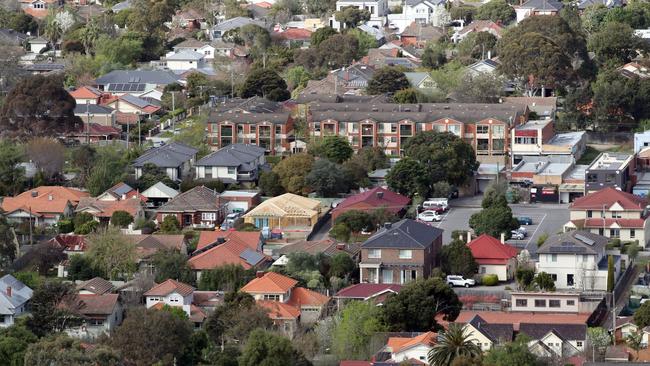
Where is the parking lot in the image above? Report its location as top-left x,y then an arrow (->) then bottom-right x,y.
433,202 -> 570,257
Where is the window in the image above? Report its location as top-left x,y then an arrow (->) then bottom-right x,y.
89,319 -> 104,326
549,300 -> 561,308
515,299 -> 527,307
606,174 -> 616,183
263,294 -> 280,301
390,136 -> 397,143
434,124 -> 445,132
477,139 -> 489,151
576,341 -> 583,347
612,212 -> 622,218
587,173 -> 598,183
492,139 -> 505,151
582,254 -> 589,262
492,125 -> 504,136
567,300 -> 575,306
535,299 -> 546,307
382,269 -> 393,284
448,124 -> 460,136
391,124 -> 397,133
477,125 -> 489,134
567,274 -> 574,286
610,228 -> 620,238
631,229 -> 636,238
551,274 -> 557,281
275,125 -> 282,134
368,249 -> 381,258
587,210 -> 592,218
551,254 -> 557,262
202,212 -> 216,221
399,250 -> 412,259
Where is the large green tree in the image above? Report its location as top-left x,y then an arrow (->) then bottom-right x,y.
476,0 -> 515,24
0,140 -> 25,196
382,278 -> 462,332
239,329 -> 312,366
273,154 -> 314,194
24,334 -> 120,365
588,21 -> 646,65
26,280 -> 78,337
469,192 -> 519,239
240,68 -> 290,101
483,335 -> 543,366
428,324 -> 482,366
205,292 -> 273,346
334,6 -> 370,28
367,67 -> 410,95
151,249 -> 193,284
332,300 -> 387,360
315,136 -> 354,163
386,157 -> 428,197
0,324 -> 38,366
440,239 -> 478,278
198,264 -> 256,292
86,228 -> 137,280
305,159 -> 351,197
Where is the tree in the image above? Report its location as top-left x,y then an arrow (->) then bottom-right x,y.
258,171 -> 285,196
386,158 -> 428,197
273,154 -> 314,194
534,272 -> 556,292
0,216 -> 17,269
110,210 -> 133,228
86,228 -> 137,280
332,300 -> 387,360
0,74 -> 82,139
515,267 -> 535,290
422,45 -> 447,69
393,88 -> 419,104
317,136 -> 354,163
587,327 -> 610,361
469,193 -> 519,239
136,163 -> 174,191
347,28 -> 377,57
25,137 -> 65,180
428,324 -> 482,366
285,66 -> 311,91
329,222 -> 351,242
588,21 -> 646,65
239,329 -> 312,366
367,67 -> 410,95
335,211 -> 374,233
240,69 -> 290,101
24,334 -> 120,365
0,140 -> 26,196
627,330 -> 644,360
26,280 -> 78,337
305,0 -> 336,16
198,264 -> 255,291
67,255 -> 103,281
85,146 -> 129,196
160,215 -> 181,234
334,6 -> 370,28
607,254 -> 614,292
329,252 -> 355,278
317,34 -> 359,69
440,239 -> 478,277
382,278 -> 462,332
205,292 -> 273,346
151,249 -> 193,284
453,72 -> 506,103
635,301 -> 650,328
0,324 -> 38,366
483,335 -> 541,366
108,307 -> 193,366
353,146 -> 390,172
458,31 -> 498,61
94,34 -> 144,66
305,159 -> 351,197
476,0 -> 515,24
310,26 -> 337,46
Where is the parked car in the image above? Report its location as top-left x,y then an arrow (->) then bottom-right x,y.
424,198 -> 449,211
511,230 -> 525,240
220,212 -> 241,230
446,275 -> 476,288
516,226 -> 528,236
518,216 -> 533,225
418,210 -> 442,222
420,204 -> 444,214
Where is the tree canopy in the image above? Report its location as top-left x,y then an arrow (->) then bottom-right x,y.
272,154 -> 314,194
476,0 -> 515,24
332,300 -> 387,360
367,67 -> 410,95
440,239 -> 478,277
240,68 -> 290,101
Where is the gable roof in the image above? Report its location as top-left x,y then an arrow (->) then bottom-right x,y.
142,182 -> 179,199
387,331 -> 437,354
74,104 -> 115,115
144,279 -> 194,297
286,287 -> 330,307
196,143 -> 265,167
77,277 -> 114,295
48,234 -> 87,252
69,86 -> 103,99
519,323 -> 587,341
362,219 -> 442,249
467,234 -> 518,264
213,17 -> 266,32
458,20 -> 504,37
2,186 -> 89,216
157,185 -> 222,213
166,50 -> 204,61
332,187 -> 410,216
0,275 -> 32,314
401,22 -> 445,40
466,315 -> 514,343
196,230 -> 262,251
74,294 -> 119,316
118,94 -> 160,113
128,234 -> 186,259
95,70 -> 180,86
76,197 -> 143,218
570,187 -> 647,211
189,231 -> 267,270
518,0 -> 563,10
276,238 -> 361,258
174,39 -> 210,49
241,272 -> 298,294
335,283 -> 402,300
99,182 -> 139,200
243,193 -> 321,218
133,142 -> 198,168
257,300 -> 300,319
405,72 -> 432,87
537,230 -> 608,255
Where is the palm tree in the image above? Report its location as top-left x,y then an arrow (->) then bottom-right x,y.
428,324 -> 482,366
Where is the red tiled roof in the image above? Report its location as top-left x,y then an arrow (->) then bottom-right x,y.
196,230 -> 261,251
274,28 -> 312,40
2,186 -> 89,216
255,1 -> 273,8
69,86 -> 102,100
287,287 -> 330,307
48,234 -> 87,252
115,112 -> 140,125
86,123 -> 121,136
578,218 -> 646,228
241,272 -> 298,294
23,8 -> 48,18
467,234 -> 518,265
257,300 -> 300,319
144,279 -> 194,297
76,197 -> 143,218
188,237 -> 268,270
335,283 -> 402,299
570,187 -> 647,211
331,187 -> 410,216
454,311 -> 590,331
387,331 -> 437,354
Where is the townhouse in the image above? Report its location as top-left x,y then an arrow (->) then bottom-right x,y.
206,111 -> 293,154
585,152 -> 635,193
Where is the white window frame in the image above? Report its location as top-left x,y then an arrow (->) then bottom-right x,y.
398,250 -> 412,259
201,212 -> 216,221
368,249 -> 381,259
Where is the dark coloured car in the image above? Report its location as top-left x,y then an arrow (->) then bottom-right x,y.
518,216 -> 533,225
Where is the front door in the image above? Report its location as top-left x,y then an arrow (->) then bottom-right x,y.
567,274 -> 574,287
382,270 -> 393,284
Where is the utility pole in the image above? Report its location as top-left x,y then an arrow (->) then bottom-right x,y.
126,120 -> 130,150
86,100 -> 91,145
137,112 -> 141,147
28,206 -> 32,246
171,91 -> 176,132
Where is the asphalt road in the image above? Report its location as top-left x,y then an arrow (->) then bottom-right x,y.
434,203 -> 570,258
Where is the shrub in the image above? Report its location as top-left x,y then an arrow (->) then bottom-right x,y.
482,274 -> 499,286
537,232 -> 549,247
57,219 -> 74,234
110,210 -> 134,228
75,220 -> 98,235
73,212 -> 94,228
160,215 -> 181,233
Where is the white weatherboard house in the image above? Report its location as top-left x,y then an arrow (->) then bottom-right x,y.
0,275 -> 32,328
194,143 -> 266,184
144,279 -> 194,316
330,0 -> 388,30
536,231 -> 619,292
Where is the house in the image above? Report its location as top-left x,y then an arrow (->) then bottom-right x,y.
272,28 -> 312,48
359,219 -> 443,284
404,72 -> 437,92
171,8 -> 205,29
511,119 -> 586,165
536,230 -> 618,291
50,234 -> 88,277
584,153 -> 635,193
195,143 -> 266,183
381,331 -> 437,363
142,182 -> 179,208
242,193 -> 322,233
74,104 -> 116,127
96,182 -> 142,202
220,190 -> 262,213
172,39 -> 217,59
462,314 -> 514,352
617,62 -> 650,80
0,275 -> 32,328
19,0 -> 62,18
467,59 -> 499,76
332,64 -> 377,93
104,94 -> 161,122
95,70 -> 180,96
63,293 -> 122,338
156,186 -> 226,229
129,235 -> 188,272
144,279 -> 193,311
515,0 -> 564,23
452,20 -> 504,43
2,186 -> 90,226
330,0 -> 388,30
467,234 -> 518,281
399,22 -> 445,47
510,292 -> 582,313
133,142 -> 198,181
610,317 -> 648,345
210,17 -> 267,40
333,283 -> 401,308
188,230 -> 269,278
75,196 -> 145,224
163,50 -> 206,71
241,272 -> 330,336
565,187 -> 650,246
69,86 -> 105,105
635,130 -> 650,154
331,187 -> 410,221
77,277 -> 115,295
403,0 -> 449,27
206,110 -> 294,154
521,323 -> 587,358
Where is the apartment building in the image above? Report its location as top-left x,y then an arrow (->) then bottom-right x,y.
585,152 -> 635,193
511,119 -> 586,165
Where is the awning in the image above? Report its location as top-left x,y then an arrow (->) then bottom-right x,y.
559,183 -> 584,193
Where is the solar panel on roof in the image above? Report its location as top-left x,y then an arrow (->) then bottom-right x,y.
240,249 -> 264,266
575,234 -> 595,246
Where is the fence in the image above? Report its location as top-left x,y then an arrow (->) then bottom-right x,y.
306,210 -> 332,241
586,297 -> 608,327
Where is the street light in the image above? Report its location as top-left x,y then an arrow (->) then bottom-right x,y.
137,111 -> 141,147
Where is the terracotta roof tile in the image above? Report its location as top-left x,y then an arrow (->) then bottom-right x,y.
2,186 -> 89,216
76,197 -> 144,218
454,311 -> 590,331
335,283 -> 402,299
76,294 -> 119,316
188,237 -> 269,270
286,287 -> 329,307
241,272 -> 297,294
196,230 -> 261,251
581,218 -> 646,228
331,187 -> 410,217
144,279 -> 194,297
570,187 -> 647,211
387,331 -> 437,354
69,86 -> 102,99
467,234 -> 518,265
257,300 -> 300,319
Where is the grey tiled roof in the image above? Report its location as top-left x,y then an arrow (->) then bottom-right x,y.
362,219 -> 442,249
196,143 -> 265,167
519,0 -> 564,10
74,104 -> 115,115
0,29 -> 27,45
208,111 -> 291,124
121,94 -> 152,109
95,70 -> 180,86
519,323 -> 587,341
133,142 -> 198,168
77,277 -> 114,295
157,185 -> 223,212
212,17 -> 266,32
537,230 -> 607,255
467,315 -> 514,343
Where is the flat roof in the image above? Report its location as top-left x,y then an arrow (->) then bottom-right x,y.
565,164 -> 588,180
537,163 -> 572,176
515,119 -> 552,131
547,131 -> 585,147
220,190 -> 260,197
477,163 -> 505,175
636,172 -> 650,184
514,161 -> 542,173
588,152 -> 634,171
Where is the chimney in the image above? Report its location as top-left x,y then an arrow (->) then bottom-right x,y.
487,50 -> 491,59
376,191 -> 384,199
6,286 -> 11,297
48,194 -> 53,201
467,231 -> 472,243
31,191 -> 38,197
500,233 -> 506,244
336,243 -> 346,250
256,271 -> 265,278
384,222 -> 392,229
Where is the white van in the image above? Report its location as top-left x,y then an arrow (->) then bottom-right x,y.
424,198 -> 449,210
